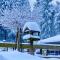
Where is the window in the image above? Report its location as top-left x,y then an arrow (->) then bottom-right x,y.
33,32 -> 38,36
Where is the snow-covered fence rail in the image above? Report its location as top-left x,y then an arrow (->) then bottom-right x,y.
0,43 -> 60,50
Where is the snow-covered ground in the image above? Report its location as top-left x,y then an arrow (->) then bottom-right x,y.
0,51 -> 43,60
0,50 -> 60,60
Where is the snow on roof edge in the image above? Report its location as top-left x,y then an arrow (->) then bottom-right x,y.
23,34 -> 40,40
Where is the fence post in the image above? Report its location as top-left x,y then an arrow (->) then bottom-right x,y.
20,28 -> 23,52
16,27 -> 20,51
30,39 -> 34,55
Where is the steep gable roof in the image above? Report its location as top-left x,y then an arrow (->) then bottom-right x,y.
23,22 -> 40,32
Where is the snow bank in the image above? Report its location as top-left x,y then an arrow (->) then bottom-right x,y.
0,51 -> 44,60
0,51 -> 60,60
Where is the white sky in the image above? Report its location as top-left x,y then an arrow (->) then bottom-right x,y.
29,0 -> 36,11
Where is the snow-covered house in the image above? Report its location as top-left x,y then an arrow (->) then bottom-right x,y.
37,35 -> 60,56
23,22 -> 40,42
22,22 -> 40,54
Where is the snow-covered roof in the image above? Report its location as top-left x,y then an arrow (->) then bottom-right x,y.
23,34 -> 40,40
23,22 -> 40,32
37,35 -> 60,44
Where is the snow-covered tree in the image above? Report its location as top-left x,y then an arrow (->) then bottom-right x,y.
31,0 -> 44,23
0,0 -> 31,32
32,0 -> 58,39
53,2 -> 60,35
41,0 -> 60,39
44,2 -> 56,37
32,0 -> 53,39
31,0 -> 46,39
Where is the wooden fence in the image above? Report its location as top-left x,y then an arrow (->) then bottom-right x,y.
0,42 -> 60,50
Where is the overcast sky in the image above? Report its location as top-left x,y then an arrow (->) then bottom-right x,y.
29,0 -> 36,11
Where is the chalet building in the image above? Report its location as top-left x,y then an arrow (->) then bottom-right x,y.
23,22 -> 40,43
